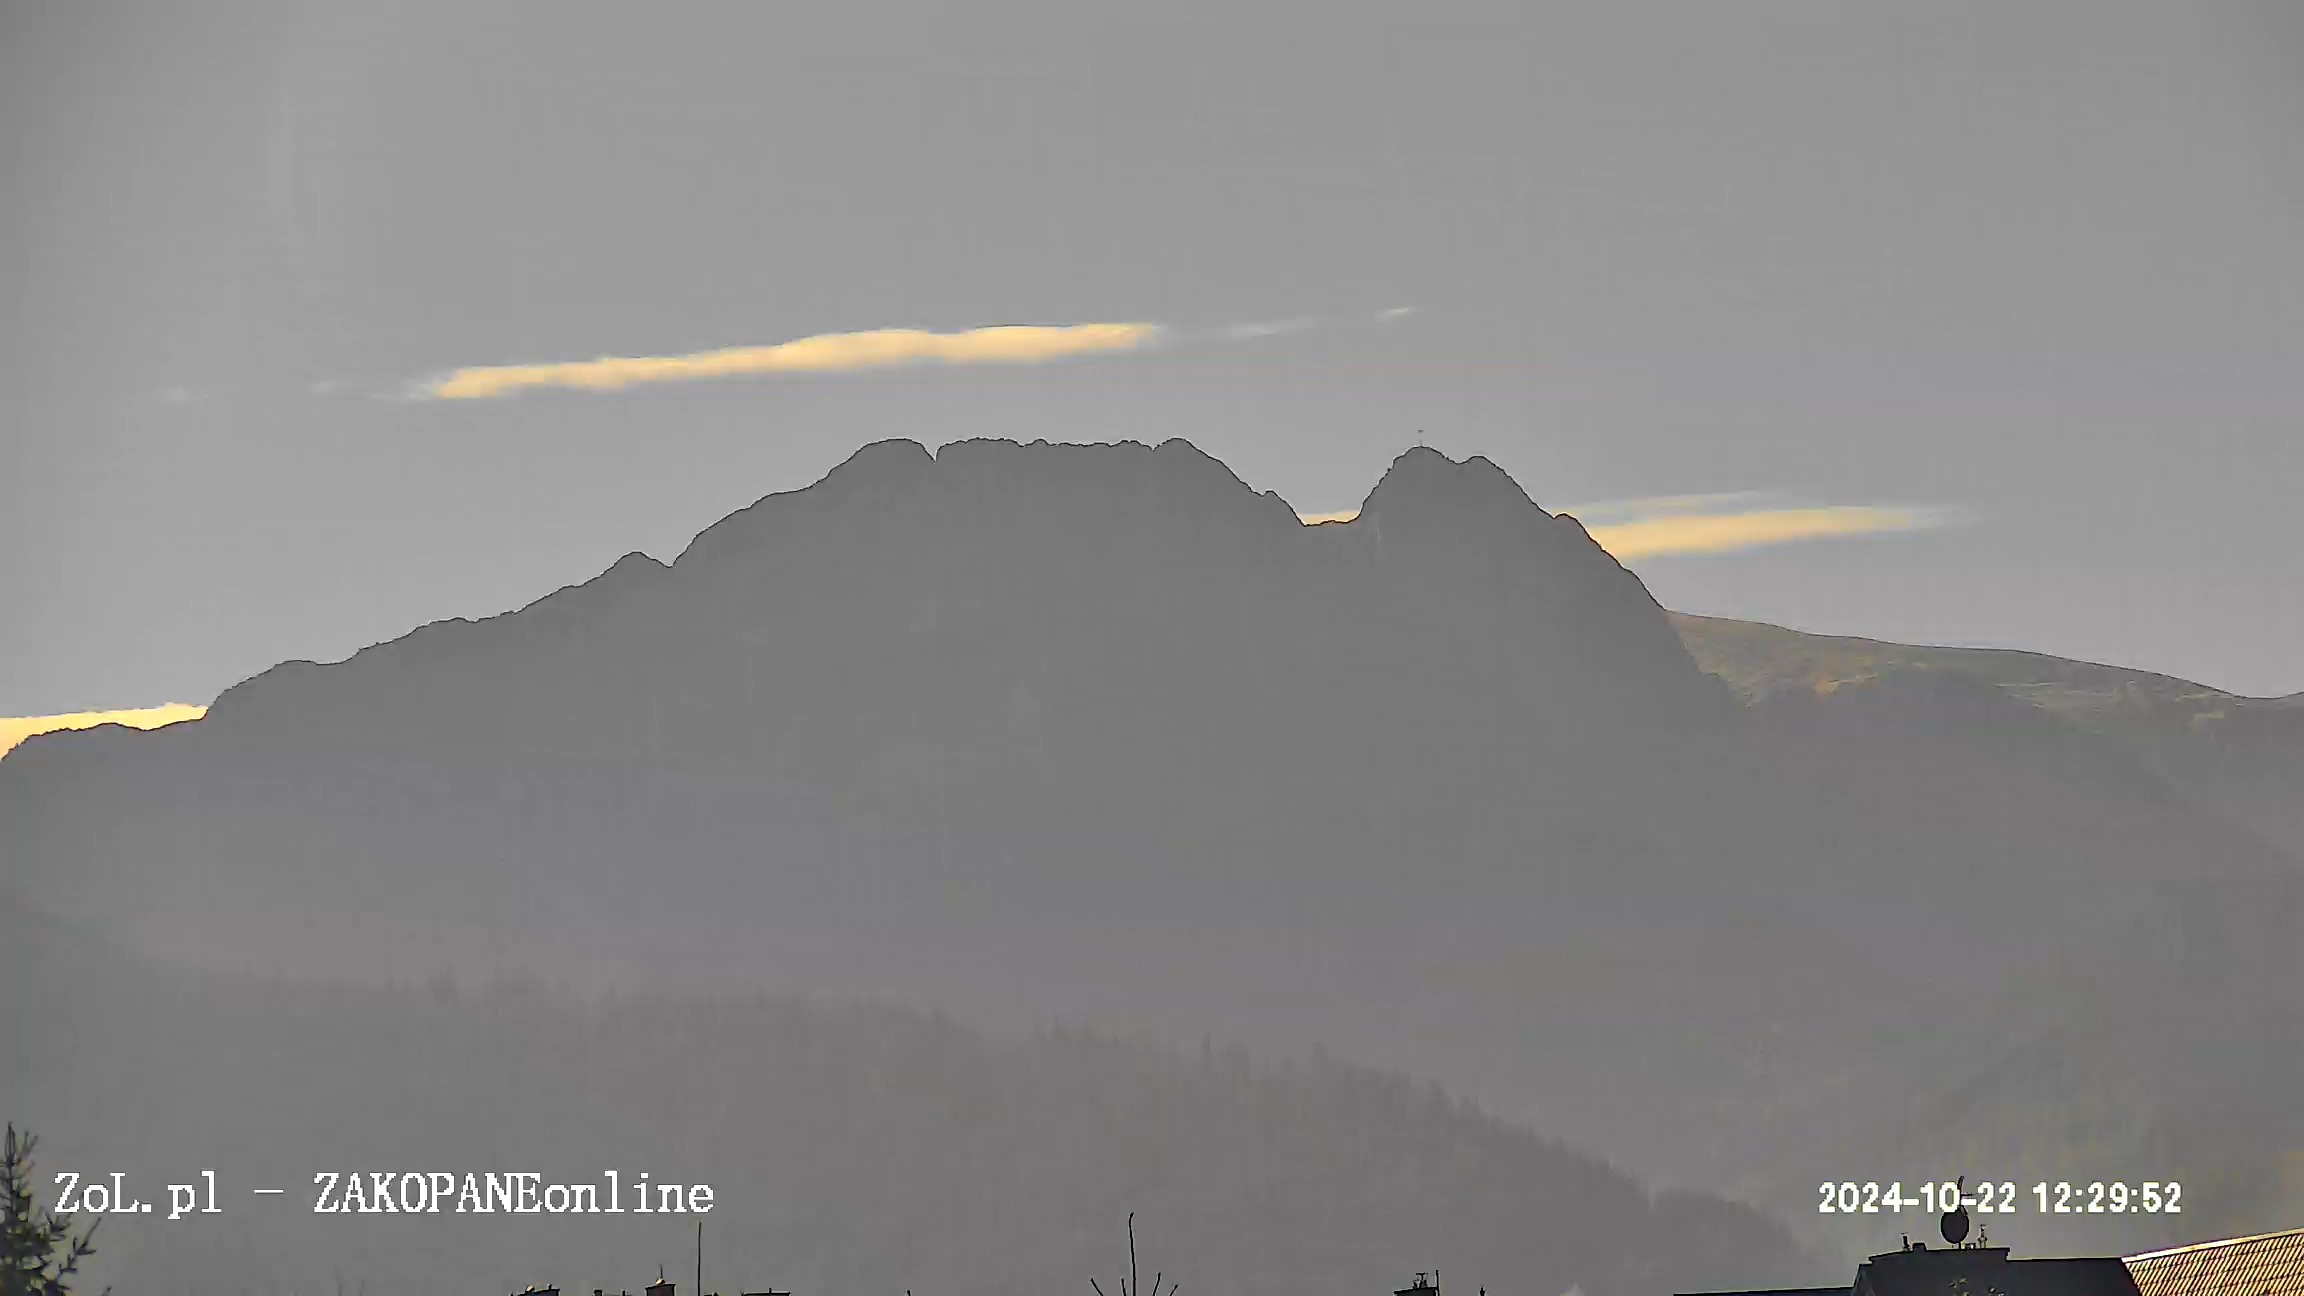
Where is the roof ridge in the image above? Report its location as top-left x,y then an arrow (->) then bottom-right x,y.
2126,1228 -> 2304,1262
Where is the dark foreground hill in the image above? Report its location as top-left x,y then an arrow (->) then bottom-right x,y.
4,438 -> 2297,1245
0,898 -> 1810,1296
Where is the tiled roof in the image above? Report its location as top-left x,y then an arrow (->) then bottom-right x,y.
2127,1229 -> 2304,1296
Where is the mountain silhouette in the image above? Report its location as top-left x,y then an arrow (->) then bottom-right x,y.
5,438 -> 2297,1248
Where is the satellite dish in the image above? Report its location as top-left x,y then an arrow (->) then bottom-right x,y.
1940,1175 -> 1971,1245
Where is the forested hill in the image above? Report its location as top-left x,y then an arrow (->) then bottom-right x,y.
0,900 -> 1813,1296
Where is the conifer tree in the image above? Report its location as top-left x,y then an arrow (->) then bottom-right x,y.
1,1125 -> 106,1296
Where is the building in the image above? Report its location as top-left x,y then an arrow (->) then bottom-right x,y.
1681,1224 -> 2304,1296
1683,1237 -> 2144,1296
530,1280 -> 786,1296
2126,1228 -> 2304,1296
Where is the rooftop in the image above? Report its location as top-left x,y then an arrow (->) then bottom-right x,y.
1683,1242 -> 2144,1296
2126,1228 -> 2304,1296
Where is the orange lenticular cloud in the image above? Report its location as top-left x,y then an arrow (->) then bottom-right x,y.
1581,504 -> 1953,560
423,322 -> 1164,399
1292,498 -> 1954,558
0,703 -> 208,759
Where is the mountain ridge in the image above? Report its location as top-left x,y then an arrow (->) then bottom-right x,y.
1669,610 -> 2304,862
178,441 -> 1672,725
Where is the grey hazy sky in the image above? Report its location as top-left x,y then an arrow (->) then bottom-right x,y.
5,0 -> 2300,714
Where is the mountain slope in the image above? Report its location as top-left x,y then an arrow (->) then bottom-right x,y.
3,438 -> 2294,1225
1670,611 -> 2304,861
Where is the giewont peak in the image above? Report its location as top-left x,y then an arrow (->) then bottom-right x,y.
1356,446 -> 1551,527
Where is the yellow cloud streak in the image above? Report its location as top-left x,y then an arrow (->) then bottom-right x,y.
1582,505 -> 1946,559
1293,503 -> 1945,558
425,322 -> 1162,399
0,704 -> 207,760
